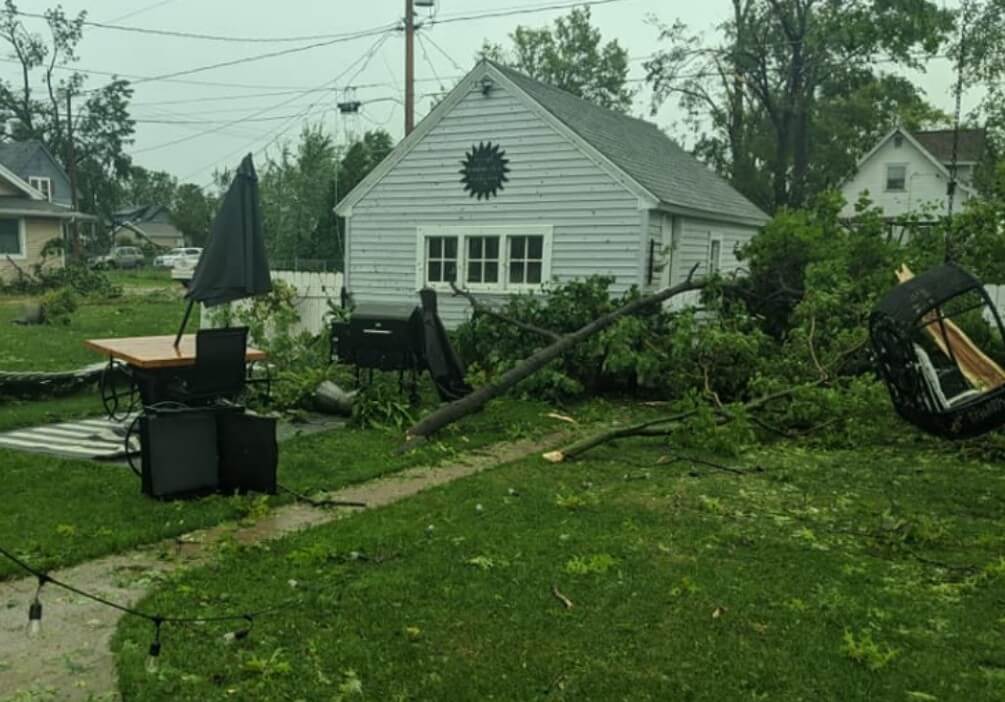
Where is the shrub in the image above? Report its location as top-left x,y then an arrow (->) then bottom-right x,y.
39,287 -> 78,324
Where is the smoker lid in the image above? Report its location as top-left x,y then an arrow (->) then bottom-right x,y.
351,302 -> 420,322
873,263 -> 985,324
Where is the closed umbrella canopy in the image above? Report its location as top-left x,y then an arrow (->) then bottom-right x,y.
187,154 -> 271,307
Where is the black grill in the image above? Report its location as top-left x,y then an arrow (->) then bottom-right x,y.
332,303 -> 423,372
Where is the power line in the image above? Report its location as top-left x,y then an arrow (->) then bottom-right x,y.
112,24 -> 401,90
428,0 -> 632,26
104,0 -> 178,24
419,29 -> 466,74
0,57 -> 320,91
179,32 -> 394,184
14,8 -> 401,45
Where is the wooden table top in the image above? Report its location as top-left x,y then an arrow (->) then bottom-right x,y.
84,335 -> 267,370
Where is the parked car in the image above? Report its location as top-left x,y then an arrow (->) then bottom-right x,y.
90,246 -> 145,269
171,249 -> 203,283
154,247 -> 203,268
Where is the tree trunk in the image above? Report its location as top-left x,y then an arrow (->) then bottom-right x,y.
404,269 -> 706,443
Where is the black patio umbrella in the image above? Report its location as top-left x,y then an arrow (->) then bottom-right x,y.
174,154 -> 272,346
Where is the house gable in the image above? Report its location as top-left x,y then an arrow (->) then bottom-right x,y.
0,141 -> 72,205
841,126 -> 978,221
343,69 -> 649,326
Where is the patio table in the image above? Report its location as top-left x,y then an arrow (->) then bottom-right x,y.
84,334 -> 266,411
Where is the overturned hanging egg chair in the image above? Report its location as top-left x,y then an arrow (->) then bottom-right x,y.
869,263 -> 1005,439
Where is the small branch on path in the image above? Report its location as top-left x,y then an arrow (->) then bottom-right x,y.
551,583 -> 574,609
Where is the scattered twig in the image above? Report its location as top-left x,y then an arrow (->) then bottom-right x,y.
807,314 -> 828,381
551,583 -> 574,609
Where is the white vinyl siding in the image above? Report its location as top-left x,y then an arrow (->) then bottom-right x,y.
349,81 -> 643,327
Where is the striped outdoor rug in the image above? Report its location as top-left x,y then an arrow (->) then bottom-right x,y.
0,416 -> 138,461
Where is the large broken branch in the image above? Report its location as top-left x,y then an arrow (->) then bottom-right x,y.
405,266 -> 706,443
543,380 -> 827,463
449,280 -> 560,342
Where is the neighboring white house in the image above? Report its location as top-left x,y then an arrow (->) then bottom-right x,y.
334,60 -> 770,328
840,126 -> 987,230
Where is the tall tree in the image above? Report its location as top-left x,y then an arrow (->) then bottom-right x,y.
646,0 -> 954,212
481,7 -> 634,112
0,1 -> 135,222
171,183 -> 215,248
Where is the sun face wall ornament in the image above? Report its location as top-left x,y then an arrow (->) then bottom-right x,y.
460,141 -> 510,200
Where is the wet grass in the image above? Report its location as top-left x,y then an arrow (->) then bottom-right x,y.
0,396 -> 590,581
0,292 -> 192,372
113,436 -> 1005,701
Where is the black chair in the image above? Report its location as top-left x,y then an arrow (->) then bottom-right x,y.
169,327 -> 249,405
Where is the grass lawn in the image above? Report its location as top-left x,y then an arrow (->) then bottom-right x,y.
112,433 -> 1005,701
0,395 -> 593,581
106,267 -> 178,290
0,292 -> 193,372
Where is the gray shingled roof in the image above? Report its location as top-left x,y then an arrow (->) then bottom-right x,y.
0,140 -> 42,174
912,129 -> 987,164
0,196 -> 96,219
492,62 -> 769,224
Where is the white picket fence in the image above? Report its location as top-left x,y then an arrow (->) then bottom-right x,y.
201,270 -> 343,336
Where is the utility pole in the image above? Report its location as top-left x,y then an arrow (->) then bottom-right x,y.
405,0 -> 415,136
65,91 -> 81,259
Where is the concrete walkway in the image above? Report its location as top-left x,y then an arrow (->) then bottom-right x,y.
0,432 -> 563,701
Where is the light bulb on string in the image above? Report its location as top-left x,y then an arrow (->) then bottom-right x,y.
223,614 -> 254,645
25,575 -> 47,639
145,618 -> 163,674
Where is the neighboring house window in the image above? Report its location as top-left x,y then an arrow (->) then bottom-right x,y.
425,236 -> 458,284
28,176 -> 52,201
418,226 -> 552,291
466,236 -> 500,285
886,165 -> 907,191
0,218 -> 24,257
708,236 -> 722,275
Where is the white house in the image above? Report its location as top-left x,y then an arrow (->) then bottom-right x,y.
335,60 -> 770,327
841,126 -> 987,228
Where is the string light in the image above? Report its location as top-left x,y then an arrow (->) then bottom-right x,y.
146,617 -> 164,674
26,575 -> 47,639
223,615 -> 255,645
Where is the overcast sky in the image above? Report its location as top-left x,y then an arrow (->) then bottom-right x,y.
9,0 -> 976,185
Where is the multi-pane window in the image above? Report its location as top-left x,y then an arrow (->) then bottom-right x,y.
419,227 -> 550,290
466,236 -> 499,285
28,177 -> 52,201
886,164 -> 907,191
0,219 -> 21,255
426,236 -> 458,284
508,235 -> 544,285
709,238 -> 722,275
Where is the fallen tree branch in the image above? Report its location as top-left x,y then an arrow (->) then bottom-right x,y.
405,265 -> 706,444
450,281 -> 560,342
544,380 -> 826,463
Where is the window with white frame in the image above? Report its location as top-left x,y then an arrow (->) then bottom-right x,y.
28,176 -> 52,201
418,226 -> 551,291
0,218 -> 23,256
425,236 -> 458,284
886,164 -> 907,192
466,236 -> 500,285
708,236 -> 722,275
508,235 -> 544,285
